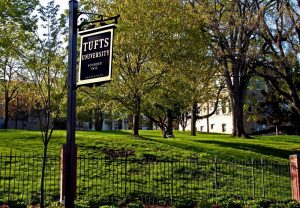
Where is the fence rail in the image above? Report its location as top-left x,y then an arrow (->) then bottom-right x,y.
0,152 -> 60,204
77,156 -> 291,204
0,152 -> 292,205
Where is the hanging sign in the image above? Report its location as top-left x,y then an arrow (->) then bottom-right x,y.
77,24 -> 116,86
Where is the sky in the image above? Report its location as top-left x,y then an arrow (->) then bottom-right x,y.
38,1 -> 71,38
41,0 -> 69,14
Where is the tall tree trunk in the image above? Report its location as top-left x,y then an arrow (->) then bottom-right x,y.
161,128 -> 167,138
95,109 -> 103,131
4,91 -> 9,130
40,143 -> 48,208
191,102 -> 197,136
132,97 -> 141,137
166,109 -> 174,137
276,125 -> 279,136
206,103 -> 209,133
132,113 -> 140,137
236,100 -> 247,137
225,68 -> 250,138
230,96 -> 237,137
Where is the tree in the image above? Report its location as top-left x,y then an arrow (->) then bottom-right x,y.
77,86 -> 113,131
190,0 -> 264,137
22,1 -> 67,207
0,57 -> 21,129
143,74 -> 188,138
0,0 -> 38,130
8,82 -> 36,129
256,0 -> 300,117
100,0 -> 186,137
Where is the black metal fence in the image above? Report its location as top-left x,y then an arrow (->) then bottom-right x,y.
0,152 -> 60,204
77,156 -> 291,204
0,152 -> 292,205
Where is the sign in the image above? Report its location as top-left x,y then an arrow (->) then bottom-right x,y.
77,24 -> 115,86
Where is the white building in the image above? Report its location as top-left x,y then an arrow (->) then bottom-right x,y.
180,79 -> 269,134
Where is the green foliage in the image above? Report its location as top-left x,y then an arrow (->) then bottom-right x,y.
287,201 -> 300,208
197,199 -> 214,208
214,197 -> 242,208
270,203 -> 286,208
247,199 -> 272,208
173,198 -> 196,208
48,202 -> 64,208
99,206 -> 117,208
127,200 -> 144,208
6,200 -> 27,208
75,199 -> 90,208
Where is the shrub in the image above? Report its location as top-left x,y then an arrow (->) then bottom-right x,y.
127,200 -> 143,208
197,199 -> 214,208
173,198 -> 196,208
85,195 -> 118,207
219,199 -> 242,208
247,199 -> 272,208
287,201 -> 300,208
270,203 -> 286,208
75,199 -> 90,208
48,202 -> 64,208
7,200 -> 27,208
99,206 -> 117,208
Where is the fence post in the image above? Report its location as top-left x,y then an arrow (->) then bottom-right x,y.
124,153 -> 127,197
290,154 -> 300,202
252,158 -> 255,197
261,158 -> 265,198
8,149 -> 12,202
60,144 -> 77,203
171,156 -> 174,204
214,156 -> 218,198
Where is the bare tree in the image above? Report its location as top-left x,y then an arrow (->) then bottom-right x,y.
21,1 -> 67,207
256,0 -> 300,116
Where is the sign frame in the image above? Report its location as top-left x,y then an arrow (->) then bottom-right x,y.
77,24 -> 116,86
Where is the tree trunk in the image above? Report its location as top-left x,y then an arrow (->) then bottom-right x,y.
236,101 -> 247,137
132,113 -> 140,137
230,96 -> 237,137
161,129 -> 167,138
95,110 -> 103,131
166,109 -> 174,137
276,125 -> 279,136
4,91 -> 9,130
40,143 -> 48,208
191,102 -> 197,136
206,103 -> 209,133
132,97 -> 141,137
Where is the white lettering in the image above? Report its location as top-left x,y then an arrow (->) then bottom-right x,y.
104,38 -> 109,47
83,42 -> 88,52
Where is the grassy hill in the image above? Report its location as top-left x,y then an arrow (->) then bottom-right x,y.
0,129 -> 298,162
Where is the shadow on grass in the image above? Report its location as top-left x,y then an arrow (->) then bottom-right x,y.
143,137 -> 204,153
195,140 -> 295,159
101,130 -> 132,136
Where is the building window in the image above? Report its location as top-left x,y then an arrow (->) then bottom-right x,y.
221,101 -> 227,114
200,126 -> 204,131
211,124 -> 215,129
222,124 -> 226,132
216,103 -> 221,115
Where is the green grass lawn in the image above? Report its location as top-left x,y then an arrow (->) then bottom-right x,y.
0,130 -> 297,204
0,129 -> 299,162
